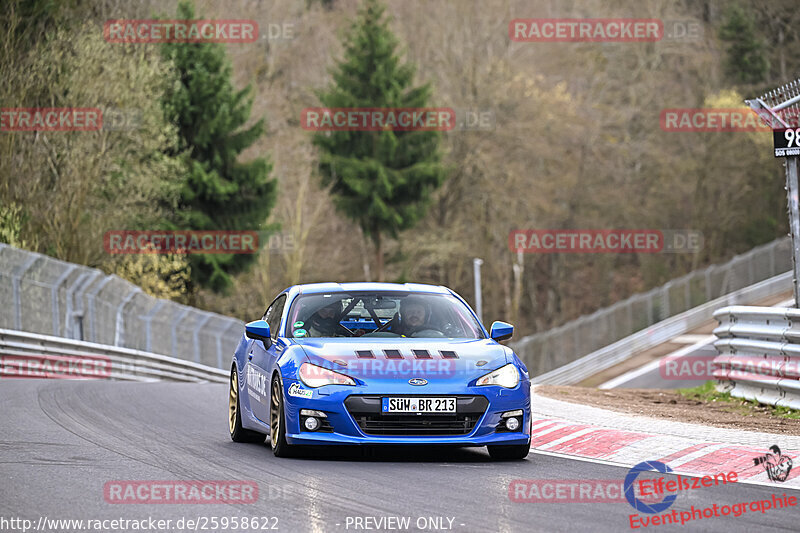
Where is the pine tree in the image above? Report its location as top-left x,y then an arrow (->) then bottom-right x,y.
161,0 -> 277,292
312,0 -> 447,281
720,4 -> 769,85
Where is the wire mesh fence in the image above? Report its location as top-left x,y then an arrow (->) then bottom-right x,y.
511,237 -> 793,377
2,238 -> 792,376
0,243 -> 244,369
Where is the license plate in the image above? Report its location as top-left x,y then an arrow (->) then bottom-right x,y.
381,397 -> 456,413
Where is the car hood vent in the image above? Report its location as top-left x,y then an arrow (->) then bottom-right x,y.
383,349 -> 403,359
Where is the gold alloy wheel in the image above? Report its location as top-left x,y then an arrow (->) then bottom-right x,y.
229,369 -> 238,434
270,377 -> 281,449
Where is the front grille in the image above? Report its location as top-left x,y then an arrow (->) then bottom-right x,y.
352,414 -> 482,436
345,395 -> 488,437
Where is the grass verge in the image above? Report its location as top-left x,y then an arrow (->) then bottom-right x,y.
678,381 -> 800,420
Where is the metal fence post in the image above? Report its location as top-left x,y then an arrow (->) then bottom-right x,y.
86,274 -> 112,342
473,258 -> 483,324
65,272 -> 96,339
143,300 -> 166,353
171,307 -> 191,357
11,255 -> 39,330
114,287 -> 142,347
193,315 -> 212,363
50,265 -> 76,336
684,278 -> 691,311
787,157 -> 800,306
220,321 -> 241,369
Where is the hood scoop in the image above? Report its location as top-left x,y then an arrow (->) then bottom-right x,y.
412,349 -> 432,359
351,348 -> 459,360
383,349 -> 403,359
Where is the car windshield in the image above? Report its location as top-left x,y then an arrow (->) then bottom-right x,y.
286,291 -> 484,339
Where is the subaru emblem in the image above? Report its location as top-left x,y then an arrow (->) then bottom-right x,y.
408,378 -> 428,386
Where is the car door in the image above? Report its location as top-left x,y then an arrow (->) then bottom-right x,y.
247,293 -> 287,422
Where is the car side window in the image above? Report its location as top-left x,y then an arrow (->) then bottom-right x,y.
264,294 -> 287,339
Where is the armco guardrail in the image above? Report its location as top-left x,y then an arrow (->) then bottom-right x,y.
513,237 -> 792,378
0,243 -> 244,369
0,328 -> 228,383
713,305 -> 800,410
532,271 -> 793,385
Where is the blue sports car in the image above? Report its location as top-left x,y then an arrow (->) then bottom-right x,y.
228,283 -> 531,460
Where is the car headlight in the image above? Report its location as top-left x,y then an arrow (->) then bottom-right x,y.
475,363 -> 520,388
299,362 -> 356,387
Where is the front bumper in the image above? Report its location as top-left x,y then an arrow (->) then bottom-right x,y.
281,378 -> 531,446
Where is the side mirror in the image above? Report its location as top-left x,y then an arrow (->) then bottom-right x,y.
245,320 -> 272,348
490,321 -> 514,342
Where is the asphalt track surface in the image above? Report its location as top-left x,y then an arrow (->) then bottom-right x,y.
1,380 -> 797,533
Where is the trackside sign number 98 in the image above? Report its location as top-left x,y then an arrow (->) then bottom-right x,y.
775,129 -> 800,157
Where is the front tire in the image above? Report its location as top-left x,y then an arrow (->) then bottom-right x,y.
269,374 -> 295,457
487,443 -> 530,461
229,367 -> 266,443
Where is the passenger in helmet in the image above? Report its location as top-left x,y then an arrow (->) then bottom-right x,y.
307,300 -> 344,337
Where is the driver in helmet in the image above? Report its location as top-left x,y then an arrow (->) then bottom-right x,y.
390,297 -> 432,337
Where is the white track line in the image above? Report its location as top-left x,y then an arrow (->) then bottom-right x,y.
536,427 -> 600,450
599,296 -> 795,389
598,336 -> 715,389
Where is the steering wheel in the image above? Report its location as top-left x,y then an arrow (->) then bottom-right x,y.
409,328 -> 446,338
440,322 -> 460,337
